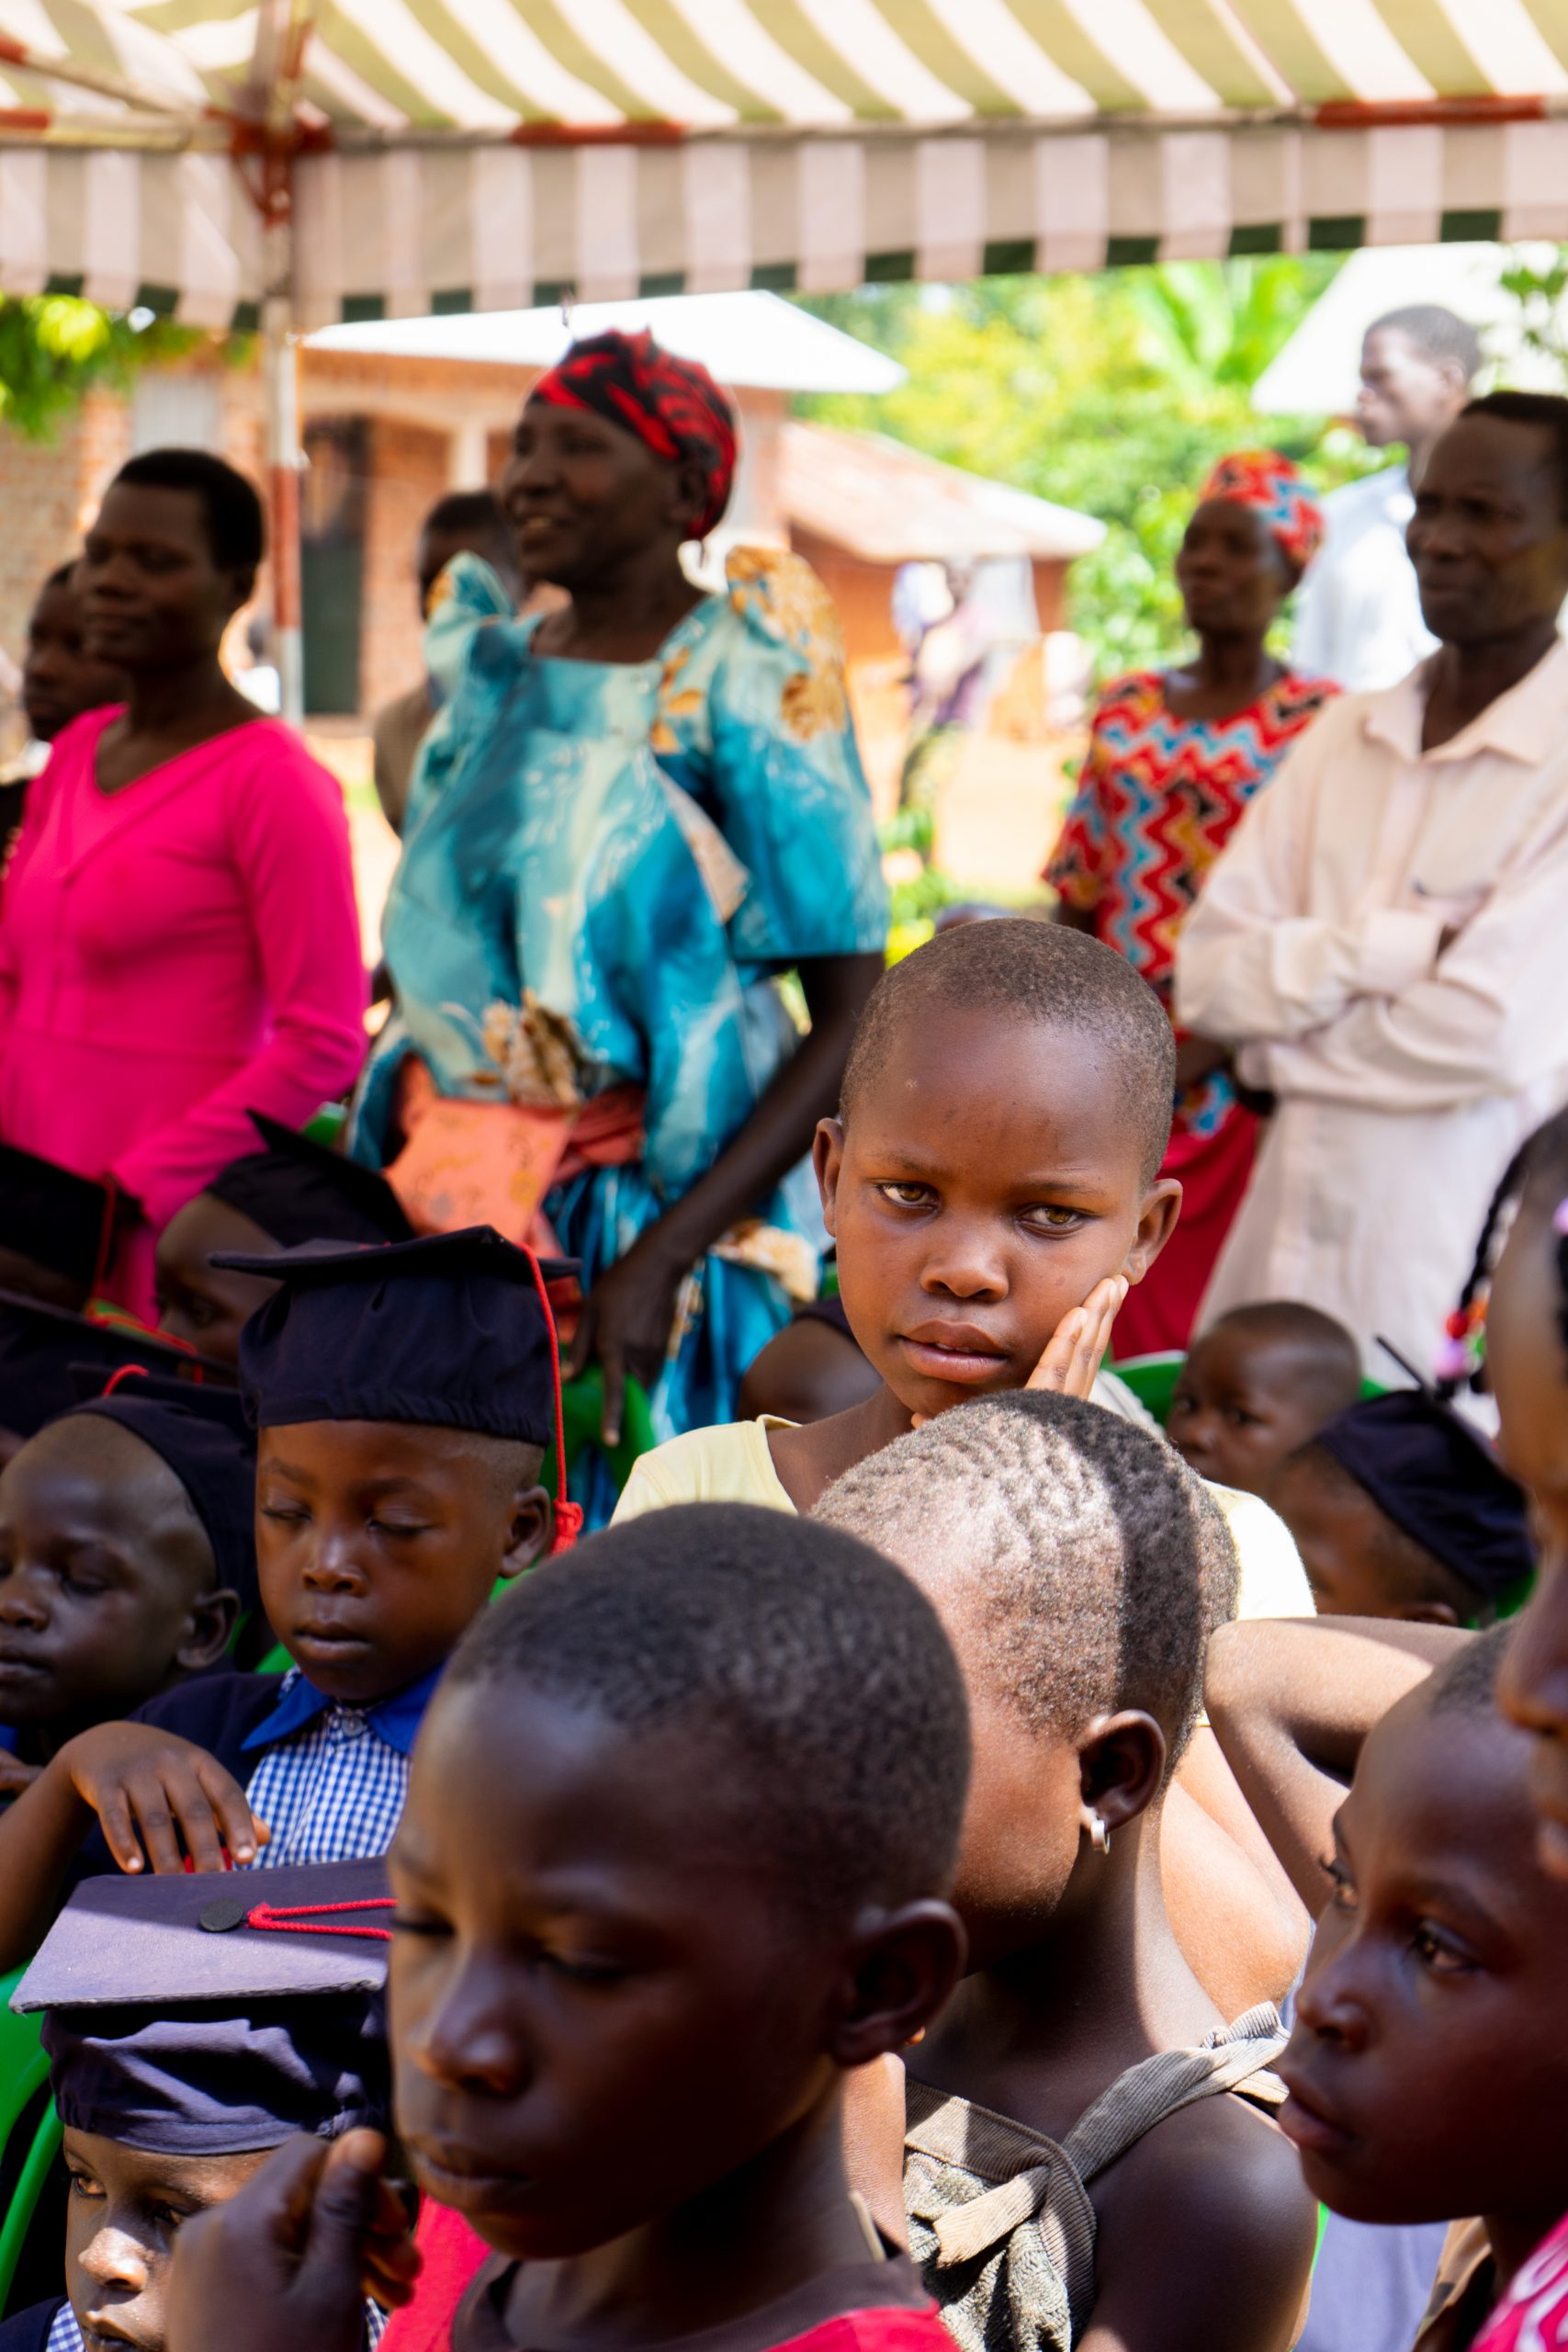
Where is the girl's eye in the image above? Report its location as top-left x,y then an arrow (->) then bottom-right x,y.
1412,1924 -> 1472,1974
876,1182 -> 931,1207
1320,1856 -> 1358,1911
66,2172 -> 103,2201
1022,1205 -> 1082,1232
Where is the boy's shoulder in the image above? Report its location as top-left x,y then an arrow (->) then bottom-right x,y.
1089,2088 -> 1315,2352
612,1419 -> 794,1522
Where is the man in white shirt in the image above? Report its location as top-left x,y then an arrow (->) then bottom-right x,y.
1176,392 -> 1568,1375
1292,306 -> 1482,692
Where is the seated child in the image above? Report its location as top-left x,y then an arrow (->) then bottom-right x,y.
1167,1302 -> 1363,1496
815,1389 -> 1318,2352
1208,1617 -> 1568,2352
0,1227 -> 570,1965
160,1502 -> 972,2352
1269,1392 -> 1533,1626
155,1111 -> 413,1364
616,922 -> 1311,1623
0,1856 -> 391,2352
0,1389 -> 254,1792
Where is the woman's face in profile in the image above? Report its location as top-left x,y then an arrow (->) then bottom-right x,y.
78,482 -> 244,672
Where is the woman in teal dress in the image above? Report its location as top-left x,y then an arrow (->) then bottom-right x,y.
352,331 -> 886,1516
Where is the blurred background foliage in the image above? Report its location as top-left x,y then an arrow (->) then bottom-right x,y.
795,260 -> 1386,679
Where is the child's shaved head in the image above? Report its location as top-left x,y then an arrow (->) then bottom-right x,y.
817,1389 -> 1237,1776
841,920 -> 1177,1184
444,1502 -> 971,1921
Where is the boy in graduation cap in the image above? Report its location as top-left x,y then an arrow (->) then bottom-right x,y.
0,1857 -> 394,2352
154,1113 -> 414,1368
0,1385 -> 258,1795
1269,1386 -> 1535,1625
0,1229 -> 575,1969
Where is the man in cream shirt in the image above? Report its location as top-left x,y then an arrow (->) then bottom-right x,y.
1178,391 -> 1568,1374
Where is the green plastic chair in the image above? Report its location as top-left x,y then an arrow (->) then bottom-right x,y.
0,1966 -> 62,2305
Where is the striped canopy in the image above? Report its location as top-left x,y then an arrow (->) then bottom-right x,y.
3,1 -> 1568,324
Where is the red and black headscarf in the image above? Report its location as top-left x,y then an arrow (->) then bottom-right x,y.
528,328 -> 738,541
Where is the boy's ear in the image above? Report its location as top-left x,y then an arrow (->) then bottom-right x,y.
499,1484 -> 554,1581
829,1898 -> 967,2069
1124,1177 -> 1182,1285
1077,1710 -> 1167,1837
178,1585 -> 241,1675
814,1118 -> 845,1236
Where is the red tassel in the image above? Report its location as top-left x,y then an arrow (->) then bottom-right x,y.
518,1241 -> 581,1551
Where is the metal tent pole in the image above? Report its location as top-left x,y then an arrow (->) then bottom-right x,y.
262,267 -> 303,729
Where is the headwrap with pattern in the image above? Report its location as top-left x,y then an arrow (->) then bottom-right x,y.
1198,449 -> 1325,576
528,328 -> 737,540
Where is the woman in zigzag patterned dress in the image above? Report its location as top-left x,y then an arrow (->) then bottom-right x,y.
1047,452 -> 1337,1355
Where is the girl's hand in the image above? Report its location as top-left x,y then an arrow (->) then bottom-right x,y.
1026,1275 -> 1130,1401
56,1721 -> 268,1874
167,2132 -> 421,2352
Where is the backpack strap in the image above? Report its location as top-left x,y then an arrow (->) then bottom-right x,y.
1059,2002 -> 1289,2188
903,2082 -> 1099,2328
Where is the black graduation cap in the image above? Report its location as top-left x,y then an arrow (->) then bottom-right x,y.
0,1142 -> 112,1291
64,1391 -> 257,1611
217,1227 -> 574,1455
14,1859 -> 391,2155
0,1288 -> 234,1445
206,1112 -> 415,1251
1315,1390 -> 1535,1601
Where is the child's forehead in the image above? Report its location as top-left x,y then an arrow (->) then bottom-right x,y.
1355,1695 -> 1540,1875
850,1012 -> 1146,1170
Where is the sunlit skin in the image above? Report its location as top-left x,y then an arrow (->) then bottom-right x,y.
1168,1328 -> 1348,1496
1489,1187 -> 1568,1883
0,1417 -> 234,1749
769,1011 -> 1179,1510
77,484 -> 252,683
1169,499 -> 1293,674
388,1679 -> 964,2313
254,1419 -> 551,1708
63,2127 -> 268,2352
20,576 -> 125,743
1407,413 -> 1568,651
1267,1455 -> 1460,1626
1277,1689 -> 1568,2283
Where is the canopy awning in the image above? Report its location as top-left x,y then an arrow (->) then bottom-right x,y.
2,4 -> 1568,325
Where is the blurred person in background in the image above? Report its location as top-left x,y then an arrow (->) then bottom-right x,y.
1049,451 -> 1335,1355
1292,305 -> 1482,692
0,563 -> 124,865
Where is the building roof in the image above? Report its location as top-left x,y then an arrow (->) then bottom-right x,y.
1252,243 -> 1563,416
780,424 -> 1104,565
306,292 -> 904,398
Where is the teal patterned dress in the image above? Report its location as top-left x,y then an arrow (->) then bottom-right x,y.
351,548 -> 886,1511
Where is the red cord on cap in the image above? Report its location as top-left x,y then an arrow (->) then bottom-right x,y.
101,1364 -> 152,1396
246,1896 -> 396,1940
517,1240 -> 583,1553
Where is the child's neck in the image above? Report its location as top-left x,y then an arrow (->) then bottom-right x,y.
911,1816 -> 1224,2138
769,1385 -> 914,1513
501,2091 -> 882,2352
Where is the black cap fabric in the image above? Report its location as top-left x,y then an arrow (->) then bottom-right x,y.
0,1290 -> 234,1444
0,1144 -> 110,1289
206,1113 -> 415,1250
17,1859 -> 391,2155
64,1393 -> 257,1612
216,1227 -> 571,1448
1315,1391 -> 1535,1600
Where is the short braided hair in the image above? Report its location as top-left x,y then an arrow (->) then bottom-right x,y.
814,1390 -> 1237,1778
1438,1105 -> 1568,1401
443,1503 -> 970,1921
840,920 -> 1177,1186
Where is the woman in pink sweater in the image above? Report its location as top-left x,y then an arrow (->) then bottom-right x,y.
0,450 -> 367,1317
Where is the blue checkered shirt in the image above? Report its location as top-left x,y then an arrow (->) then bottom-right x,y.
240,1665 -> 437,1870
50,2294 -> 387,2348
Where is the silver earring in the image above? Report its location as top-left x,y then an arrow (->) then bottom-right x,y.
1089,1813 -> 1111,1857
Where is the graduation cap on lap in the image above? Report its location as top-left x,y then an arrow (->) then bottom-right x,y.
14,1860 -> 392,2154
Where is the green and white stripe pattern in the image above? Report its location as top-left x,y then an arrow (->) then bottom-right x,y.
0,0 -> 1564,322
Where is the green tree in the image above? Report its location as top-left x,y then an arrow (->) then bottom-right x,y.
795,261 -> 1379,677
0,297 -> 212,440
